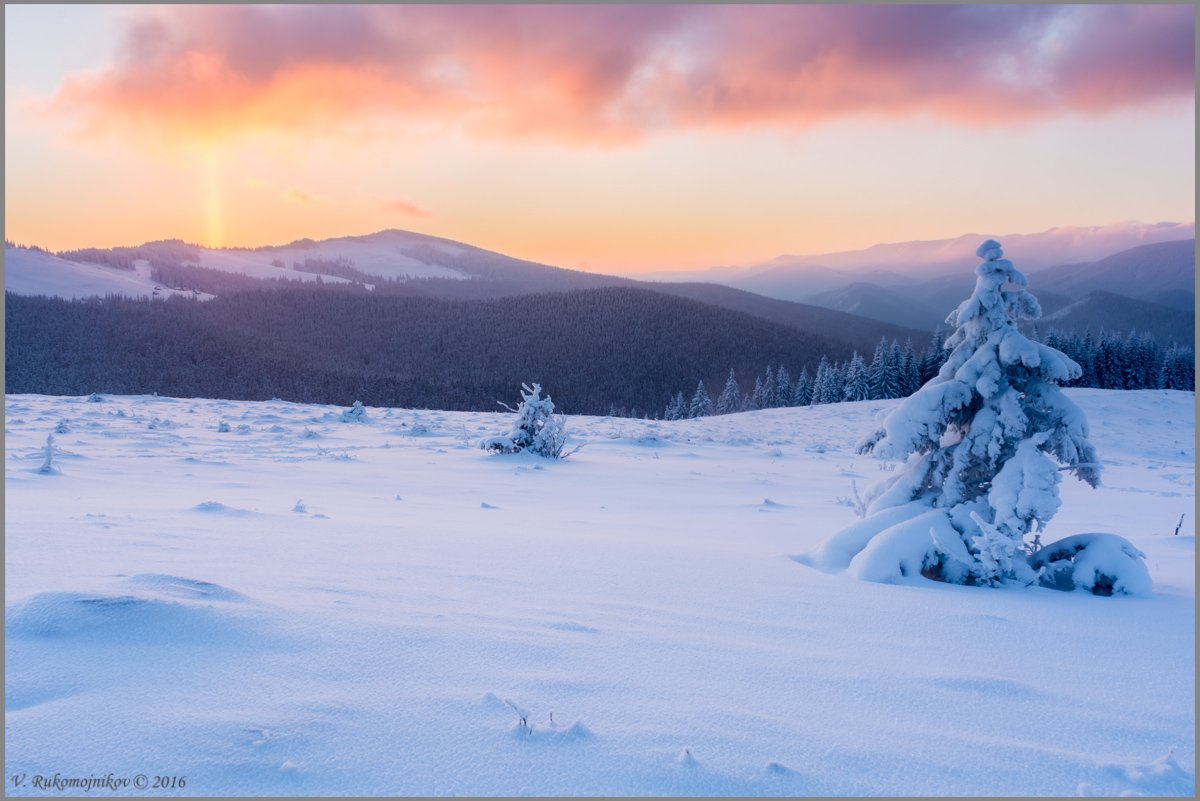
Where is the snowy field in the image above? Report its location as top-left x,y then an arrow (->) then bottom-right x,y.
4,389 -> 1194,796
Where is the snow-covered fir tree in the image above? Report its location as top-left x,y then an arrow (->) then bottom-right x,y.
812,240 -> 1118,588
762,368 -> 778,410
900,340 -> 921,396
791,366 -> 813,407
810,356 -> 836,405
920,330 -> 947,384
775,366 -> 792,408
843,352 -> 870,402
715,369 -> 741,416
664,391 -> 686,421
867,338 -> 894,400
1162,345 -> 1196,390
886,340 -> 904,397
749,375 -> 766,411
689,381 -> 714,418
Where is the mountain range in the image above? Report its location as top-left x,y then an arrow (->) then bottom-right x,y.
660,227 -> 1194,343
4,220 -> 1193,412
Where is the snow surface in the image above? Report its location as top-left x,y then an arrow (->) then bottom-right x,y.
4,389 -> 1194,796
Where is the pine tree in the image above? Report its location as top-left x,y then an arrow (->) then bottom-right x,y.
886,340 -> 904,398
843,352 -> 870,402
750,375 -> 766,411
812,356 -> 838,405
791,367 -> 813,407
828,240 -> 1102,587
1162,345 -> 1196,390
689,380 -> 714,418
920,330 -> 946,384
868,337 -> 890,400
1096,334 -> 1125,389
901,340 -> 920,396
775,366 -> 792,408
716,369 -> 741,416
664,391 -> 686,421
1078,331 -> 1098,386
762,367 -> 778,409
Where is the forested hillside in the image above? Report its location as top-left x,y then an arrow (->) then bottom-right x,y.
6,286 -> 863,416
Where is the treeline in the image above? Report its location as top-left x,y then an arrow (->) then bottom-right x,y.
664,329 -> 1194,419
1048,330 -> 1194,391
5,286 -> 853,417
661,334 -> 945,418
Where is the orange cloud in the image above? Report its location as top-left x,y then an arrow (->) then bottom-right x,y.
46,5 -> 1194,148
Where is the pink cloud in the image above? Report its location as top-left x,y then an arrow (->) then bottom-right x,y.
380,198 -> 432,219
48,5 -> 1195,146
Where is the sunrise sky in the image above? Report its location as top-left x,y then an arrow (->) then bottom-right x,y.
4,4 -> 1195,273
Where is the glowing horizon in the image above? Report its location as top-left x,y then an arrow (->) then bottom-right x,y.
4,4 -> 1195,273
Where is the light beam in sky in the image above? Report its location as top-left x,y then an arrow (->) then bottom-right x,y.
204,147 -> 224,249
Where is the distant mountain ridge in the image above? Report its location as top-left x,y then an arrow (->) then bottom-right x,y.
718,237 -> 1196,344
686,220 -> 1194,282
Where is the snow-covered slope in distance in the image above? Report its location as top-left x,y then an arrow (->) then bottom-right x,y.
191,229 -> 471,281
3,230 -> 470,300
2,246 -> 215,301
5,389 -> 1194,796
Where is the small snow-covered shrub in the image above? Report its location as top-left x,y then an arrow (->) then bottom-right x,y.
340,400 -> 368,423
217,420 -> 231,433
1028,533 -> 1152,596
38,434 -> 56,474
481,383 -> 568,459
86,393 -> 104,403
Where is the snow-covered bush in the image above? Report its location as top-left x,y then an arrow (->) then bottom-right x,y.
1028,533 -> 1152,596
811,240 -> 1140,589
340,400 -> 368,423
481,383 -> 568,458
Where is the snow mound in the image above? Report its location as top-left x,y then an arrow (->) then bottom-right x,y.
846,508 -> 969,583
796,500 -> 929,571
6,591 -> 251,642
193,500 -> 255,515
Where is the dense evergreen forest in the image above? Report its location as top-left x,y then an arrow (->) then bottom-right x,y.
8,283 -> 1191,418
7,286 -> 863,416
